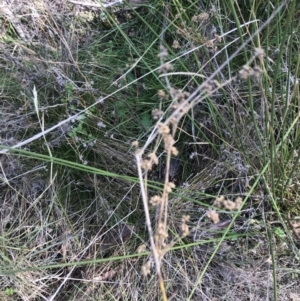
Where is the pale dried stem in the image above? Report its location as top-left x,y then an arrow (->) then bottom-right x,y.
161,149 -> 172,227
135,152 -> 161,272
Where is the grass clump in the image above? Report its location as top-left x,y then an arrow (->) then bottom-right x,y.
1,0 -> 300,300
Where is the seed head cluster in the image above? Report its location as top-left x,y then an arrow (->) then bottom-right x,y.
213,195 -> 243,210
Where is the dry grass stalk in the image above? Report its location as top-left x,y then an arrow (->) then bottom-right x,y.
133,27 -> 269,298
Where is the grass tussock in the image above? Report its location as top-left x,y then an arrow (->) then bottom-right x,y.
1,0 -> 300,300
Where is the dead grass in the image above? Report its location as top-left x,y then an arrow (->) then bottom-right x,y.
1,0 -> 300,300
